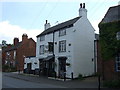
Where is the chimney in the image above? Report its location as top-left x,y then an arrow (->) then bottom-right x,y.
118,1 -> 120,5
13,38 -> 19,45
44,20 -> 51,30
79,3 -> 87,18
22,33 -> 28,42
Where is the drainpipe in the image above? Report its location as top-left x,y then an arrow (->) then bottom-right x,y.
53,31 -> 55,69
94,40 -> 97,74
53,31 -> 55,58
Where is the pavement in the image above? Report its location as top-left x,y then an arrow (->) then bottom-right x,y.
3,72 -> 100,88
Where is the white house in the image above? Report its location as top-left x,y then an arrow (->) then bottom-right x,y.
24,3 -> 96,78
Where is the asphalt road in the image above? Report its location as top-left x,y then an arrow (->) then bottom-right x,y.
2,73 -> 66,88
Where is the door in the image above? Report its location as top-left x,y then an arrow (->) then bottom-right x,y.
59,59 -> 66,78
27,63 -> 32,74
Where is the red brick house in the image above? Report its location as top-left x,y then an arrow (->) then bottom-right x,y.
98,5 -> 120,81
2,34 -> 36,72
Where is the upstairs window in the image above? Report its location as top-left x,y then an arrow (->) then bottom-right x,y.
59,29 -> 66,36
40,35 -> 45,41
116,31 -> 120,40
48,42 -> 54,53
59,40 -> 66,52
116,56 -> 120,72
39,45 -> 44,55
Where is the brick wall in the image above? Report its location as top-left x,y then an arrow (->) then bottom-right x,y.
97,40 -> 120,81
2,34 -> 36,71
16,38 -> 36,71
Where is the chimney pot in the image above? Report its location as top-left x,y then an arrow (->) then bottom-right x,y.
14,38 -> 19,45
44,20 -> 50,30
80,3 -> 82,8
83,3 -> 85,8
22,33 -> 28,42
46,20 -> 47,24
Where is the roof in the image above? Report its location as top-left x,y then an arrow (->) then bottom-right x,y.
43,55 -> 54,61
37,16 -> 81,37
3,42 -> 22,52
101,5 -> 120,23
3,38 -> 35,52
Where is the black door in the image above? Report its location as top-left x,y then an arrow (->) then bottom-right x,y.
27,63 -> 32,74
58,57 -> 67,78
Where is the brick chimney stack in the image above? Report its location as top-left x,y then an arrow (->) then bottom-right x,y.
22,33 -> 28,43
14,38 -> 19,45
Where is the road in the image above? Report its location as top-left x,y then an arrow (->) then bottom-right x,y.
2,72 -> 100,89
2,73 -> 66,88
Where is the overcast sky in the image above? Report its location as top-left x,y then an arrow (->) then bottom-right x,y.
0,0 -> 119,44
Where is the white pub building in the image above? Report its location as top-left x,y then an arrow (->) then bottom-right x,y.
24,3 -> 96,79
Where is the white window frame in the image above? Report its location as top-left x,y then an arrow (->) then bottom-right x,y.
59,29 -> 66,36
59,40 -> 66,52
40,35 -> 45,41
39,45 -> 44,55
116,56 -> 120,72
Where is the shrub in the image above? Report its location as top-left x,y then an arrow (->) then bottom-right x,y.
103,80 -> 120,88
78,73 -> 84,80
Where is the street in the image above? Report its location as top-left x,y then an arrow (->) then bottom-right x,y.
2,73 -> 66,88
2,72 -> 99,88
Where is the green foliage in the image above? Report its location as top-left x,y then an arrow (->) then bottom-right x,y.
103,80 -> 120,88
2,65 -> 17,72
2,65 -> 9,70
77,73 -> 84,80
99,21 -> 120,60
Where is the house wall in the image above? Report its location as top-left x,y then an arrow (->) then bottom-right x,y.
24,57 -> 39,70
54,27 -> 74,78
36,27 -> 75,78
72,17 -> 95,77
17,39 -> 36,71
36,18 -> 95,78
4,50 -> 16,67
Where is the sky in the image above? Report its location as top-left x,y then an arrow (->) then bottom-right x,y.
0,0 -> 120,44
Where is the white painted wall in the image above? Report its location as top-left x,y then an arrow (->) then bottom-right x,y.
53,27 -> 74,77
35,17 -> 95,78
72,17 -> 95,77
24,57 -> 39,70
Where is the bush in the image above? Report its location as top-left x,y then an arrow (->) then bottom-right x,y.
2,65 -> 17,72
78,74 -> 84,80
103,80 -> 120,88
2,65 -> 9,72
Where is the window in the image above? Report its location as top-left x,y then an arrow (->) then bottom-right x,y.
40,36 -> 45,41
48,42 -> 54,53
39,45 -> 44,55
116,56 -> 120,72
116,31 -> 120,40
13,51 -> 16,59
59,29 -> 66,36
59,40 -> 66,52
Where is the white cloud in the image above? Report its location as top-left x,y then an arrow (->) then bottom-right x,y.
0,20 -> 42,44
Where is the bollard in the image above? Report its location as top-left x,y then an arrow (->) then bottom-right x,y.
98,75 -> 101,90
71,72 -> 73,80
64,72 -> 66,81
34,70 -> 35,75
55,72 -> 56,79
39,70 -> 40,77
